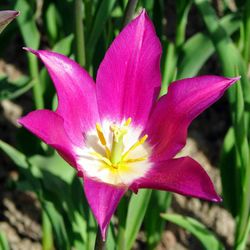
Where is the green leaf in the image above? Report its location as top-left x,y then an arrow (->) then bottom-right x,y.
43,201 -> 70,250
194,0 -> 250,114
177,13 -> 241,79
52,34 -> 74,55
0,75 -> 33,100
161,213 -> 224,250
145,191 -> 172,250
42,210 -> 54,250
86,0 -> 116,63
45,3 -> 59,45
125,190 -> 152,250
0,232 -> 10,250
15,0 -> 40,49
0,139 -> 29,170
219,127 -> 241,216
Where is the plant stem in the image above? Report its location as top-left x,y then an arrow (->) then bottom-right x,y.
122,0 -> 138,27
117,198 -> 128,250
42,210 -> 53,250
28,53 -> 44,109
94,228 -> 105,250
75,0 -> 86,67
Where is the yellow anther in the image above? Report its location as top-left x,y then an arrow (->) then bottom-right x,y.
123,157 -> 147,163
139,134 -> 148,144
95,123 -> 111,157
96,123 -> 107,146
125,117 -> 132,126
122,134 -> 148,160
90,152 -> 112,166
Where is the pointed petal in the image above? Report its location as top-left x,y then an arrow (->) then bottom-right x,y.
24,48 -> 99,146
145,76 -> 239,161
83,177 -> 126,240
0,10 -> 19,33
131,157 -> 221,202
18,110 -> 76,167
96,10 -> 161,126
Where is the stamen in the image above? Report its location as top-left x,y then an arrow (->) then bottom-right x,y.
96,123 -> 111,157
125,117 -> 132,126
122,134 -> 148,160
90,151 -> 112,166
123,157 -> 147,163
96,123 -> 106,145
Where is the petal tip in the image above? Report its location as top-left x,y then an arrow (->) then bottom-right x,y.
100,226 -> 107,241
212,195 -> 223,203
14,11 -> 20,17
22,47 -> 38,55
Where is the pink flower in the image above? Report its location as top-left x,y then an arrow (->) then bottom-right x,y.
19,10 -> 239,239
0,10 -> 19,34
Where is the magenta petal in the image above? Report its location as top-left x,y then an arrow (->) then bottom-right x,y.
83,177 -> 126,240
131,157 -> 221,202
145,76 -> 239,161
18,110 -> 76,167
24,48 -> 99,146
96,10 -> 162,125
0,10 -> 19,33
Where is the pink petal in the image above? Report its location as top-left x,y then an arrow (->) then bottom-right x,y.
83,177 -> 126,240
0,10 -> 19,33
18,110 -> 76,167
24,48 -> 99,146
96,10 -> 161,126
130,157 -> 221,202
145,76 -> 239,161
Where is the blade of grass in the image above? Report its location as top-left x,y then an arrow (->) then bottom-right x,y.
75,0 -> 85,66
125,190 -> 152,250
233,79 -> 250,249
42,210 -> 54,250
194,1 -> 250,248
15,0 -> 43,109
0,232 -> 10,250
177,13 -> 241,79
219,127 -> 241,216
161,213 -> 225,250
145,191 -> 172,250
86,0 -> 116,65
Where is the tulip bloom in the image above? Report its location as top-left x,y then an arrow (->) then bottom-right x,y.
0,10 -> 19,34
19,10 -> 238,239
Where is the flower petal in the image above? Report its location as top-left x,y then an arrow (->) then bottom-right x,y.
24,48 -> 99,146
18,110 -> 76,167
145,76 -> 239,161
0,10 -> 19,33
83,177 -> 126,240
130,157 -> 221,202
96,10 -> 162,126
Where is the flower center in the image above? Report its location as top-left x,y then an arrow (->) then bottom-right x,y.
92,118 -> 148,170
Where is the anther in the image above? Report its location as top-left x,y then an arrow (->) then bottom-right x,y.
96,123 -> 107,146
95,123 -> 111,157
125,117 -> 132,126
90,152 -> 112,166
122,134 -> 148,160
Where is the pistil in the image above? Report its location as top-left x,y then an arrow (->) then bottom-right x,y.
94,118 -> 148,170
110,123 -> 128,164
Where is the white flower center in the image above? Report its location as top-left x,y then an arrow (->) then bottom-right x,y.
75,118 -> 152,186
